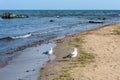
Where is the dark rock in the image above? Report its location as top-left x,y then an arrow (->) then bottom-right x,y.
49,20 -> 54,22
1,13 -> 29,19
89,20 -> 104,23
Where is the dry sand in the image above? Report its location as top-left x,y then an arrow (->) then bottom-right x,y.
40,24 -> 120,80
73,24 -> 120,80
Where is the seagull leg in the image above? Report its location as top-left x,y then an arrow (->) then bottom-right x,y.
48,54 -> 51,61
69,58 -> 72,61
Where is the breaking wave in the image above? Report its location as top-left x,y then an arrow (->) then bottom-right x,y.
11,33 -> 32,39
0,33 -> 32,41
0,28 -> 65,41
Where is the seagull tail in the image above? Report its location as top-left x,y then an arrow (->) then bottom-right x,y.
43,51 -> 48,55
63,56 -> 67,59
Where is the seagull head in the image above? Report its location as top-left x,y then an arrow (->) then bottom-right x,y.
50,48 -> 53,50
74,48 -> 77,51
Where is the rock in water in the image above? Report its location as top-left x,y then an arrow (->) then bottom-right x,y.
49,20 -> 54,22
89,20 -> 104,23
1,13 -> 29,19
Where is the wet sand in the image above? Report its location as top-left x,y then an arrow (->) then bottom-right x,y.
39,24 -> 120,80
0,43 -> 56,80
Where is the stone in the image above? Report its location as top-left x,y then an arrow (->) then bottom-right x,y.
49,20 -> 54,22
1,13 -> 29,19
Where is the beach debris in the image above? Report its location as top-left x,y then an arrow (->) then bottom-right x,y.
89,20 -> 104,23
26,70 -> 30,72
63,48 -> 78,60
43,48 -> 53,61
49,19 -> 54,22
1,13 -> 29,19
41,67 -> 44,70
56,39 -> 63,43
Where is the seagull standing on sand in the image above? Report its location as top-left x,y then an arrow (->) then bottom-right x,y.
63,48 -> 77,60
43,48 -> 53,61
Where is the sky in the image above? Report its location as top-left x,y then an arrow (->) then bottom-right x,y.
0,0 -> 119,10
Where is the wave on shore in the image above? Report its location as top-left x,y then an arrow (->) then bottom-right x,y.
0,34 -> 32,41
0,28 -> 65,41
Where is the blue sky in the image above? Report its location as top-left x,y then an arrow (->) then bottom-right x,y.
0,0 -> 119,10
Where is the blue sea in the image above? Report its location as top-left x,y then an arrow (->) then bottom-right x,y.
0,10 -> 120,63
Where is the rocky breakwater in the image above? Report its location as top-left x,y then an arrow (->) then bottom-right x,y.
1,13 -> 29,19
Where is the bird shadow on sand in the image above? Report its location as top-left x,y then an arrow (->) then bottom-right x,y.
56,59 -> 69,62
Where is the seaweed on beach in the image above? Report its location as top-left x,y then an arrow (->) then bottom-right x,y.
112,26 -> 120,35
53,36 -> 94,80
69,37 -> 94,64
113,29 -> 120,35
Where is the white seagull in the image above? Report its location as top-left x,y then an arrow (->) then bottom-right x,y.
63,48 -> 77,60
43,48 -> 53,61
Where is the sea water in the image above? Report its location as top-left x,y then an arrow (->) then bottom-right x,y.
0,10 -> 120,63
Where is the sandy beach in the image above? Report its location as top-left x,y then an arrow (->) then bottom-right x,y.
39,23 -> 120,80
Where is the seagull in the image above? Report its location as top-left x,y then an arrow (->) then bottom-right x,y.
43,48 -> 53,61
63,48 -> 77,60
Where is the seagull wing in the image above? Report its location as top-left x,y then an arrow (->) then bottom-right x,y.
63,53 -> 74,58
43,51 -> 49,55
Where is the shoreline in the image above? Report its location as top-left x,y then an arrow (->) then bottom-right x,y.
39,23 -> 120,80
0,40 -> 44,68
0,35 -> 57,68
0,22 -> 118,68
0,42 -> 56,80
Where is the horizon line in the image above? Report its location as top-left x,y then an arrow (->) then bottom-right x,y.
0,9 -> 120,11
